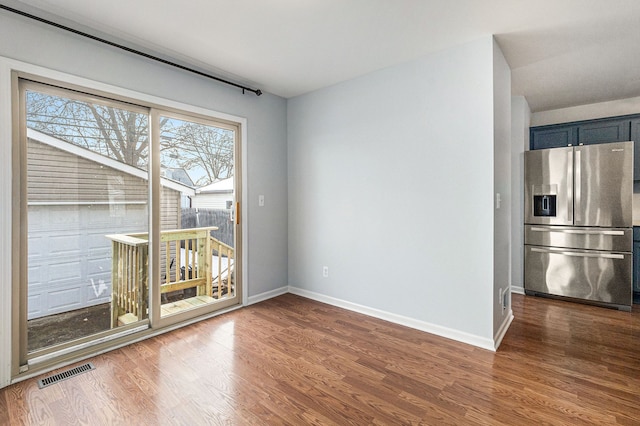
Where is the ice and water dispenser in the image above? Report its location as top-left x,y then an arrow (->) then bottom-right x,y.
533,194 -> 556,217
532,185 -> 557,217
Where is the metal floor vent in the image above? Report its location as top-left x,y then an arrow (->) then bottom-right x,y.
37,362 -> 95,389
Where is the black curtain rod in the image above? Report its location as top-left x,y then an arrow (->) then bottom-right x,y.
0,4 -> 263,96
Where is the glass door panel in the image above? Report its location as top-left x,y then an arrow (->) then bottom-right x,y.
157,113 -> 239,319
22,83 -> 150,355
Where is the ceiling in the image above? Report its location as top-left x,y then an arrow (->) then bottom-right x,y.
7,0 -> 640,112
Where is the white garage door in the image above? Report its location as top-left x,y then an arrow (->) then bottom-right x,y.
27,203 -> 147,320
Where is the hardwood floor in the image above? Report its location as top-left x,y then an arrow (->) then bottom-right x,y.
2,293 -> 639,425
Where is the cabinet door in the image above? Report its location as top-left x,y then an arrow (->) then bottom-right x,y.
530,126 -> 577,150
634,241 -> 640,293
577,119 -> 630,145
630,119 -> 640,180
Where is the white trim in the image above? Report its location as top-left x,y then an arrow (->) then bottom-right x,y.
511,285 -> 525,295
288,286 -> 497,352
240,120 -> 248,308
247,286 -> 288,305
0,61 -> 12,388
27,128 -> 195,196
493,309 -> 514,350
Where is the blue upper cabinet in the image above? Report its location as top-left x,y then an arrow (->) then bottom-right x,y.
577,119 -> 630,145
530,125 -> 578,149
531,114 -> 638,180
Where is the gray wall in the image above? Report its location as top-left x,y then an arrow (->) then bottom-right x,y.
0,9 -> 288,300
510,96 -> 531,293
492,39 -> 512,338
288,37 -> 498,343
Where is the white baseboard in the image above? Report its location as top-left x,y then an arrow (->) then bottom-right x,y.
493,309 -> 514,350
246,286 -> 289,305
288,286 -> 497,352
511,285 -> 525,295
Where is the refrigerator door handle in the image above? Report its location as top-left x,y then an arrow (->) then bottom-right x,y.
530,247 -> 624,259
529,227 -> 626,236
574,149 -> 581,223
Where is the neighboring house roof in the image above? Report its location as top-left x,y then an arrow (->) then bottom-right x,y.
196,177 -> 233,194
162,167 -> 195,188
27,128 -> 196,196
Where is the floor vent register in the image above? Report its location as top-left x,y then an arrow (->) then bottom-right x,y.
37,362 -> 96,389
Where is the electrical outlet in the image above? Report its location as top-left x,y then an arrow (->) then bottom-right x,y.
322,266 -> 329,278
498,288 -> 502,304
258,195 -> 265,207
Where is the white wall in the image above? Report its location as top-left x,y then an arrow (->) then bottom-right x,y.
192,193 -> 234,209
288,37 -> 498,348
0,10 -> 288,388
492,39 -> 513,343
510,97 -> 531,294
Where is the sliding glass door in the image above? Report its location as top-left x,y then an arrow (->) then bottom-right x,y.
20,81 -> 151,358
14,77 -> 241,372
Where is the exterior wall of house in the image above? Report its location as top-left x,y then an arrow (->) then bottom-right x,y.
28,139 -> 148,204
191,192 -> 233,209
28,137 -> 181,226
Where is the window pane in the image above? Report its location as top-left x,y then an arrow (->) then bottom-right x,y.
158,116 -> 236,318
25,88 -> 149,352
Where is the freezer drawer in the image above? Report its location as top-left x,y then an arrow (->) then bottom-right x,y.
524,245 -> 632,308
524,225 -> 632,252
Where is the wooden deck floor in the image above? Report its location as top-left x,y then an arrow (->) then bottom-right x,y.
160,295 -> 217,317
2,293 -> 639,424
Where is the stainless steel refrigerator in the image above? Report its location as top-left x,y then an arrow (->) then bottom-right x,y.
524,141 -> 634,311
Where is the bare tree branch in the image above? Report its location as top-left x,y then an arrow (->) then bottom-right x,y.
26,91 -> 233,187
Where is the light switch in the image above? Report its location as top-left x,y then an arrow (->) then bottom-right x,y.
258,195 -> 265,207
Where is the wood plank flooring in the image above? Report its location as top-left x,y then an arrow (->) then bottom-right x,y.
2,293 -> 639,425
